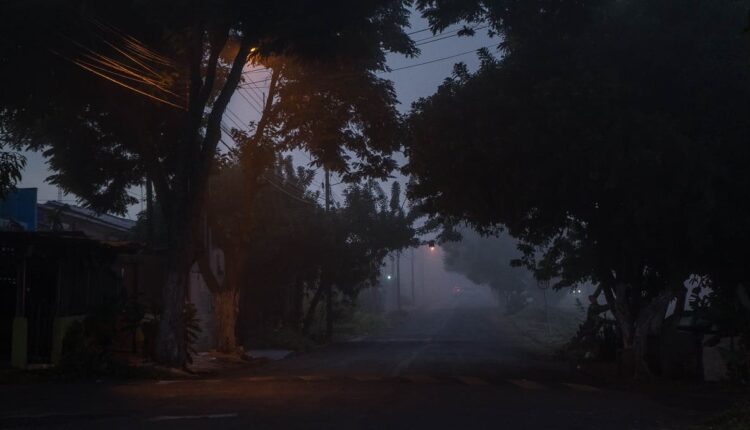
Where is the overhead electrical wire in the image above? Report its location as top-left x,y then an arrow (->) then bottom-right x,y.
414,24 -> 490,46
238,24 -> 492,84
242,83 -> 266,107
388,42 -> 501,72
262,175 -> 320,206
237,41 -> 501,89
237,90 -> 264,115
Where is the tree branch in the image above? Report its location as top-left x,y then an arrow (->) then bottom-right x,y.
251,66 -> 282,148
198,36 -> 251,175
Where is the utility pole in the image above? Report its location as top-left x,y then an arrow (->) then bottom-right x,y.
324,168 -> 334,339
396,251 -> 401,311
410,248 -> 415,306
146,176 -> 154,250
421,247 -> 425,301
538,279 -> 552,336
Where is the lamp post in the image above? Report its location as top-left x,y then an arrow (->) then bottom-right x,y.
410,248 -> 415,305
537,278 -> 552,335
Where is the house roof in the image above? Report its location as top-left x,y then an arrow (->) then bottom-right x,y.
38,201 -> 137,233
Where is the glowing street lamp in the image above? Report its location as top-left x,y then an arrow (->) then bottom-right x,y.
427,240 -> 436,250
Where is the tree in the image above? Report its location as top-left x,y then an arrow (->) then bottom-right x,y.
208,153 -> 321,351
406,0 -> 750,374
321,180 -> 416,327
0,0 -> 416,366
0,148 -> 24,198
441,227 -> 533,300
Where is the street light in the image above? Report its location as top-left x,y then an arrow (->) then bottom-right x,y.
428,240 -> 436,250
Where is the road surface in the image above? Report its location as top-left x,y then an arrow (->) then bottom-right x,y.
0,298 -> 723,429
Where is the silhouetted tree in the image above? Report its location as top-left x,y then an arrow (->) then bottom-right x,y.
0,0 -> 416,366
407,0 -> 750,374
441,227 -> 533,299
0,147 -> 24,198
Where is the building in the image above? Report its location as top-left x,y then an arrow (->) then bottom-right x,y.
37,200 -> 136,241
0,189 -> 137,367
0,231 -> 126,367
0,188 -> 37,231
1,188 -> 222,368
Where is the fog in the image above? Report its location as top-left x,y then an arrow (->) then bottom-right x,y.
381,229 -> 591,315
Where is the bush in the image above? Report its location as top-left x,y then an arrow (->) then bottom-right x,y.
695,400 -> 750,430
59,302 -> 120,375
563,309 -> 619,362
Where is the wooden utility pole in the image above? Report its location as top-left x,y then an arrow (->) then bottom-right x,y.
396,251 -> 401,311
410,248 -> 415,306
325,168 -> 334,339
146,177 -> 155,250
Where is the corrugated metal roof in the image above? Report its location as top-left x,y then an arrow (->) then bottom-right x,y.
38,201 -> 136,232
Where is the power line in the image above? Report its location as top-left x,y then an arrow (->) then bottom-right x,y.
242,76 -> 270,104
262,174 -> 320,206
237,26 -> 491,87
237,41 -> 500,88
388,42 -> 500,72
242,85 -> 266,108
414,25 -> 490,46
223,109 -> 246,131
236,89 -> 263,115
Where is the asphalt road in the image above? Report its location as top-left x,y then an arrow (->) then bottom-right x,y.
0,297 -> 724,429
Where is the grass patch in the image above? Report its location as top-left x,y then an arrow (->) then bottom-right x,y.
505,305 -> 585,353
335,310 -> 390,338
693,399 -> 750,430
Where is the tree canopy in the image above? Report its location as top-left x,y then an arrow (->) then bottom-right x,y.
442,227 -> 532,295
0,0 -> 419,365
406,0 -> 750,371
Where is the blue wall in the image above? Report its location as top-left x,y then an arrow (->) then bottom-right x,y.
0,188 -> 37,231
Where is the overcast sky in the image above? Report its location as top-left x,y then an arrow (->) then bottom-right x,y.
16,11 -> 497,219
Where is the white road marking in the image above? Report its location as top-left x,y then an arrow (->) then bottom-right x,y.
353,375 -> 383,382
299,375 -> 329,382
243,376 -> 280,382
148,413 -> 238,421
366,337 -> 433,343
508,379 -> 546,390
564,383 -> 600,392
455,376 -> 490,386
404,375 -> 440,383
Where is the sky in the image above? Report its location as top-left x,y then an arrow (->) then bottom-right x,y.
16,10 -> 497,220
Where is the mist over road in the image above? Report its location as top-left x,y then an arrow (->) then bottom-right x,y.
0,300 -> 721,429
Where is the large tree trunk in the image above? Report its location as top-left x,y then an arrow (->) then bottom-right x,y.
292,279 -> 305,328
325,283 -> 333,339
302,283 -> 325,335
156,245 -> 191,367
213,288 -> 238,353
602,282 -> 675,377
148,30 -> 252,367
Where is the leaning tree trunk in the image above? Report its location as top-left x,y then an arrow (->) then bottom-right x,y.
213,288 -> 239,353
602,282 -> 675,377
302,283 -> 326,335
150,29 -> 252,367
633,289 -> 677,377
197,246 -> 239,353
